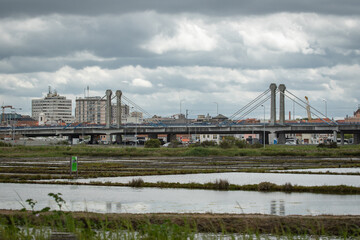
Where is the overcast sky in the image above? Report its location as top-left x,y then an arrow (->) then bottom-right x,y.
1,0 -> 360,120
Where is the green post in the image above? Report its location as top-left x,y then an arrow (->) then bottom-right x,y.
70,156 -> 78,178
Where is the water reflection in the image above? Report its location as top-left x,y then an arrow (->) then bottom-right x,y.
270,200 -> 285,215
1,183 -> 359,216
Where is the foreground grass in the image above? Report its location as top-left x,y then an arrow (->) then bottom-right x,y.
1,144 -> 360,158
1,210 -> 360,239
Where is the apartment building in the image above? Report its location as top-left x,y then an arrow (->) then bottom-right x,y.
32,90 -> 73,124
75,97 -> 106,124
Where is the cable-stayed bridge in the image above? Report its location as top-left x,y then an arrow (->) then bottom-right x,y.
1,84 -> 360,144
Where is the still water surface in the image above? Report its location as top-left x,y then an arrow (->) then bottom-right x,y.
1,183 -> 359,216
68,172 -> 360,186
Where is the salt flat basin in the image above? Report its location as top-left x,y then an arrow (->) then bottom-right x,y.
1,183 -> 360,216
67,172 -> 360,187
276,168 -> 360,174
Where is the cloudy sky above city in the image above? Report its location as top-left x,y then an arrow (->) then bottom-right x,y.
0,0 -> 360,119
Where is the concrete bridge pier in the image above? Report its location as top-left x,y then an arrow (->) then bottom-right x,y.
340,132 -> 345,145
277,132 -> 286,144
269,132 -> 277,144
68,135 -> 73,144
106,133 -> 111,144
115,134 -> 122,144
90,135 -> 97,144
333,130 -> 337,143
259,131 -> 269,145
354,133 -> 360,144
167,134 -> 177,143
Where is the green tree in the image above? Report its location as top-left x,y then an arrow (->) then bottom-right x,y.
144,139 -> 161,148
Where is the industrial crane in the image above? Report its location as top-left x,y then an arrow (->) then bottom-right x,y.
1,105 -> 14,125
304,96 -> 312,121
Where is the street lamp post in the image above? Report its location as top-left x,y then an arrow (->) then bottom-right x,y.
131,107 -> 138,147
180,99 -> 185,116
213,102 -> 218,116
322,99 -> 327,117
261,105 -> 265,148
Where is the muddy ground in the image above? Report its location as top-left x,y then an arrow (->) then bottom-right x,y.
1,156 -> 360,180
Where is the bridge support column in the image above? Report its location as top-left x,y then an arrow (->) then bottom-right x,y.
116,134 -> 122,144
340,132 -> 345,145
259,131 -> 269,145
354,133 -> 360,144
105,89 -> 112,128
278,84 -> 286,125
106,133 -> 112,144
270,83 -> 277,125
333,130 -> 337,143
116,90 -> 122,128
278,132 -> 286,144
269,132 -> 277,145
90,135 -> 97,144
167,134 -> 177,143
148,133 -> 157,139
68,135 -> 73,145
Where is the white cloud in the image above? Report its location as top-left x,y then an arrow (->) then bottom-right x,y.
142,18 -> 218,54
131,78 -> 153,88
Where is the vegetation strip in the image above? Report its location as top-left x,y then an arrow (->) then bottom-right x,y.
4,179 -> 360,195
1,210 -> 360,237
1,144 -> 360,158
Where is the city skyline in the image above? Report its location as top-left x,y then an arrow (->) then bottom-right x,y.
0,1 -> 360,119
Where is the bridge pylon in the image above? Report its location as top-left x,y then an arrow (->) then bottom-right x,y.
270,83 -> 277,125
105,89 -> 112,128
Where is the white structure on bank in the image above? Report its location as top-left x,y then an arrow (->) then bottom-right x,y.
32,88 -> 73,125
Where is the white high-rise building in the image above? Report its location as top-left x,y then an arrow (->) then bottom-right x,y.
75,97 -> 106,124
32,89 -> 73,125
75,97 -> 130,125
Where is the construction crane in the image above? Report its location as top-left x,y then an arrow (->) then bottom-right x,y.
1,105 -> 14,125
304,96 -> 312,121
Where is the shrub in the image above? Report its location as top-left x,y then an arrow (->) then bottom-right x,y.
201,140 -> 217,147
219,136 -> 237,149
250,143 -> 263,149
144,139 -> 161,148
282,182 -> 293,192
213,179 -> 230,190
235,140 -> 247,148
183,147 -> 211,157
219,140 -> 233,149
317,142 -> 338,149
128,178 -> 144,187
258,182 -> 276,191
0,141 -> 11,147
169,140 -> 182,148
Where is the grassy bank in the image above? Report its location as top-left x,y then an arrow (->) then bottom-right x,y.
1,144 -> 360,158
6,179 -> 360,195
1,210 -> 360,239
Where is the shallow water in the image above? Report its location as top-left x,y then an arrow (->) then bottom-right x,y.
1,183 -> 360,216
276,168 -> 360,174
65,172 -> 360,187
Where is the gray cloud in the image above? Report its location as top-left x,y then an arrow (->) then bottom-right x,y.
0,1 -> 359,119
1,0 -> 360,18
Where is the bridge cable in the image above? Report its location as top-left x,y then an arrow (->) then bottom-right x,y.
283,90 -> 337,125
234,91 -> 273,122
229,89 -> 271,120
